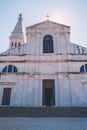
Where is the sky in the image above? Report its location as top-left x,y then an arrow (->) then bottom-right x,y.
0,0 -> 87,53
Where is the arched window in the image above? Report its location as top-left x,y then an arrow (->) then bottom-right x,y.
15,42 -> 17,47
18,43 -> 20,46
80,64 -> 87,72
43,35 -> 53,53
77,46 -> 80,54
11,42 -> 13,47
2,65 -> 18,73
2,66 -> 7,73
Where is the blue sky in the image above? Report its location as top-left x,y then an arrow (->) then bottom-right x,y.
0,0 -> 87,52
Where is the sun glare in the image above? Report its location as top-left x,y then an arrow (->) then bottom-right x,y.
50,13 -> 69,25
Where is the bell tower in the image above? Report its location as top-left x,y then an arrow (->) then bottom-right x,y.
9,14 -> 24,49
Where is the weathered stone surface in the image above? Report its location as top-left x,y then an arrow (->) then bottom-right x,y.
0,14 -> 87,107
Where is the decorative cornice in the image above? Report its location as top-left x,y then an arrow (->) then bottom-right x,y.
1,72 -> 87,77
0,82 -> 16,86
0,59 -> 87,63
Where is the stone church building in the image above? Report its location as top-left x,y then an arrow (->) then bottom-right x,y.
0,14 -> 87,107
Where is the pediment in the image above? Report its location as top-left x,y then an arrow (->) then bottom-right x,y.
26,20 -> 70,30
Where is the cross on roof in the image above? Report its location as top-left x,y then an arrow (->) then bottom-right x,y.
46,14 -> 50,20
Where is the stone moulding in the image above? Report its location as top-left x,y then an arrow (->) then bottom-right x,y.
0,82 -> 16,86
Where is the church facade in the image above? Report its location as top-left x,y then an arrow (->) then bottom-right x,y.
0,14 -> 87,107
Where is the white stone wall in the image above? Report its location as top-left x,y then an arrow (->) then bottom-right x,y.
0,21 -> 87,107
0,73 -> 87,106
1,54 -> 87,73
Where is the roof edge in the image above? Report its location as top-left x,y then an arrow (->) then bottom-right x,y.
26,20 -> 70,29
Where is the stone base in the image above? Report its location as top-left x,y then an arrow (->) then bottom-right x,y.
0,107 -> 87,117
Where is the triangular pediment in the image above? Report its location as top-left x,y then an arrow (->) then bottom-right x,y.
26,20 -> 70,30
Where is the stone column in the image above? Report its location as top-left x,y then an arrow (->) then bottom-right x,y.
55,32 -> 60,53
55,77 -> 59,106
39,77 -> 42,106
33,78 -> 41,106
36,33 -> 42,54
26,33 -> 32,54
